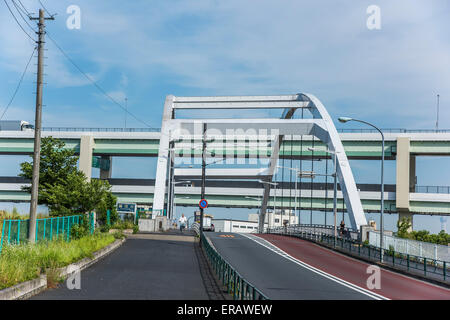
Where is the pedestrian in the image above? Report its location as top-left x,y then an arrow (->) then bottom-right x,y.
340,220 -> 345,236
179,214 -> 187,233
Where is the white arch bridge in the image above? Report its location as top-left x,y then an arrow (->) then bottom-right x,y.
154,93 -> 368,231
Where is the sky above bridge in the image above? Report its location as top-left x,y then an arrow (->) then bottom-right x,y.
0,1 -> 449,233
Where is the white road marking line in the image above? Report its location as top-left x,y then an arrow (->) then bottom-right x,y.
241,233 -> 390,300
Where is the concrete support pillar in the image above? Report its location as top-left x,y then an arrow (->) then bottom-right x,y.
79,135 -> 95,181
398,211 -> 414,232
409,155 -> 416,192
396,137 -> 414,231
100,155 -> 112,179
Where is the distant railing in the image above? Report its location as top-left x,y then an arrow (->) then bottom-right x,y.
191,222 -> 200,235
42,127 -> 160,132
38,127 -> 450,134
337,128 -> 450,133
414,185 -> 450,194
201,233 -> 269,300
267,225 -> 449,283
0,213 -> 95,254
369,231 -> 450,262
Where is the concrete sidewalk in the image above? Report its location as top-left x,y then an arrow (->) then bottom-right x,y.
31,233 -> 209,300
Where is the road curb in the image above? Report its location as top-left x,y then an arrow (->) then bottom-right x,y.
0,237 -> 126,300
56,238 -> 126,280
0,275 -> 47,300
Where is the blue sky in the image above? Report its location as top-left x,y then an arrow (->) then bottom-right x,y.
0,1 -> 449,233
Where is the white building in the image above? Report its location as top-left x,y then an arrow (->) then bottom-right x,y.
212,219 -> 259,233
248,209 -> 298,228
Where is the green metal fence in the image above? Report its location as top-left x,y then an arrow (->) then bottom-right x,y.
201,233 -> 269,300
267,226 -> 449,283
0,213 -> 95,254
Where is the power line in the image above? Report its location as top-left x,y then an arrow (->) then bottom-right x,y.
0,47 -> 37,120
46,32 -> 152,128
38,0 -> 52,17
17,0 -> 31,15
3,0 -> 35,41
13,0 -> 30,17
11,0 -> 36,32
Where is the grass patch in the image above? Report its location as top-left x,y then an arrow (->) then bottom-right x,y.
0,232 -> 116,290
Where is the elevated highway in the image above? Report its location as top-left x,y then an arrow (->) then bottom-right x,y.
1,127 -> 450,220
1,177 -> 449,215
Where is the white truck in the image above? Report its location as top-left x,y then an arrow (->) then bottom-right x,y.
0,120 -> 34,131
194,211 -> 215,232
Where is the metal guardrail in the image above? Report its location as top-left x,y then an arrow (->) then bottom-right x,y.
267,225 -> 449,283
415,185 -> 450,194
42,127 -> 160,132
369,231 -> 450,262
337,128 -> 450,133
191,222 -> 200,236
200,233 -> 269,300
39,127 -> 450,134
0,213 -> 95,254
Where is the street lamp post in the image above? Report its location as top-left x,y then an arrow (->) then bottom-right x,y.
339,117 -> 385,262
307,147 -> 339,248
276,165 -> 300,226
258,180 -> 278,230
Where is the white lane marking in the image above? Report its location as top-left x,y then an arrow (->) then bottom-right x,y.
241,233 -> 390,300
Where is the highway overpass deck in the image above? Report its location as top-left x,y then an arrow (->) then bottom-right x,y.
1,129 -> 450,158
1,177 -> 448,215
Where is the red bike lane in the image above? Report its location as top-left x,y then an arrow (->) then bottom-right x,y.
256,234 -> 450,300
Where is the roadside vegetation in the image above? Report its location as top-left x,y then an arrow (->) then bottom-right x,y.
0,137 -> 127,291
0,231 -> 120,290
19,136 -> 117,217
396,218 -> 450,245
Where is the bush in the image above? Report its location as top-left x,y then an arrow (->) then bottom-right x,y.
70,215 -> 91,240
0,233 -> 116,290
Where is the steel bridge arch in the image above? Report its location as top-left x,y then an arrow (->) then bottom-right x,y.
152,93 -> 367,231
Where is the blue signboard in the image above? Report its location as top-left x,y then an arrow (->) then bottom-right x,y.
117,203 -> 136,213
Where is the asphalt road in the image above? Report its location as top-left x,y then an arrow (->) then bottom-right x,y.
32,234 -> 209,300
257,234 -> 450,300
205,232 -> 377,300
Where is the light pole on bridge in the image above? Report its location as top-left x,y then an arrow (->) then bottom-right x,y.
339,117 -> 385,262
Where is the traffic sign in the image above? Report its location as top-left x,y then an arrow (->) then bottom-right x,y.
199,199 -> 208,209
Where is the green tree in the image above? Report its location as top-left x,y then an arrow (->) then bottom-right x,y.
96,192 -> 118,225
396,217 -> 412,239
20,136 -> 79,206
19,136 -> 116,217
41,171 -> 113,216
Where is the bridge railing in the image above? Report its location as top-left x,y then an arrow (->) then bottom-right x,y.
369,231 -> 450,262
414,185 -> 450,194
42,127 -> 160,132
0,213 -> 95,254
266,226 -> 449,283
190,222 -> 200,236
200,233 -> 269,300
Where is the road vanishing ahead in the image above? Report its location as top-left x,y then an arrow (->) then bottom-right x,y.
205,232 -> 450,300
32,233 -> 209,300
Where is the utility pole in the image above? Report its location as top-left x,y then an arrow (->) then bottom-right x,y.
436,94 -> 440,131
28,9 -> 54,243
199,123 -> 207,245
125,97 -> 128,129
